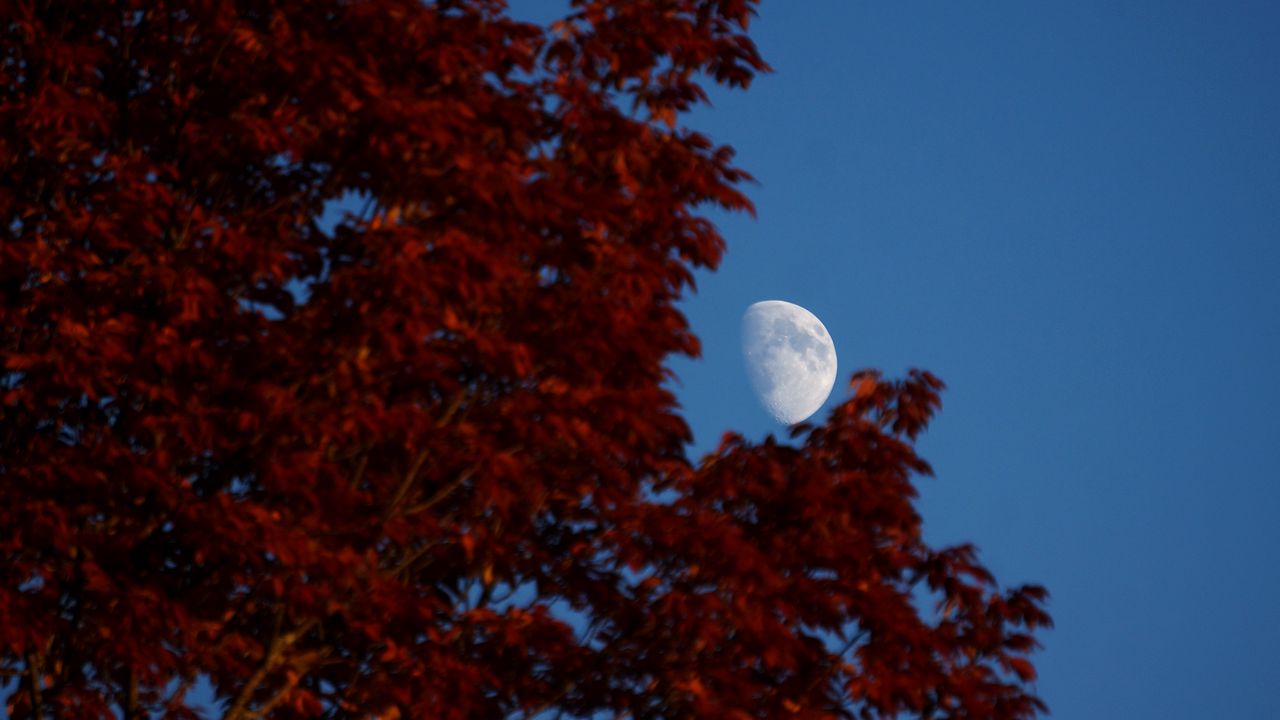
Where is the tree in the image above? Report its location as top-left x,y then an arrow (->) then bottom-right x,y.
0,0 -> 1050,717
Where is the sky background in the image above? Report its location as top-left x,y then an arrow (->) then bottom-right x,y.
646,1 -> 1280,716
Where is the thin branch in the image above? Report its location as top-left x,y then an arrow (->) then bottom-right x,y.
25,649 -> 45,720
356,194 -> 377,224
401,466 -> 475,517
517,679 -> 577,720
223,613 -> 318,720
245,649 -> 330,719
347,450 -> 369,491
379,395 -> 473,519
165,674 -> 196,712
400,442 -> 521,518
802,629 -> 868,699
382,448 -> 431,521
222,612 -> 282,720
123,667 -> 139,720
391,540 -> 438,579
436,393 -> 464,428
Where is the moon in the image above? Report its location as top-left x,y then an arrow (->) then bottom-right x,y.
741,300 -> 838,425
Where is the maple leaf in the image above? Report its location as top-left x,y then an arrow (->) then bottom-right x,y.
0,1 -> 1048,718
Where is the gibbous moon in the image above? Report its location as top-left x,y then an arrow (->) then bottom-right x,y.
741,300 -> 838,425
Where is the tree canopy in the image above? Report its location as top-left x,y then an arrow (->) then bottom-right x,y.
0,0 -> 1050,717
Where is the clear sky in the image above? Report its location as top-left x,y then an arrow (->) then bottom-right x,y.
659,1 -> 1280,716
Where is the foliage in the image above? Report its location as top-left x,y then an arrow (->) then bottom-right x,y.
0,0 -> 1050,717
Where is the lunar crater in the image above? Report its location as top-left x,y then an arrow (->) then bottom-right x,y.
741,300 -> 838,425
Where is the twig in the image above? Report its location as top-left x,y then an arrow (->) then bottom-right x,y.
382,448 -> 431,521
123,667 -> 139,720
347,451 -> 369,491
25,649 -> 45,720
165,674 -> 195,711
401,466 -> 476,517
801,629 -> 868,699
391,540 -> 438,579
436,394 -> 464,428
223,612 -> 318,720
245,649 -> 330,719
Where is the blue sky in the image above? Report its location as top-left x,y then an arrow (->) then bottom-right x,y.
657,1 -> 1280,716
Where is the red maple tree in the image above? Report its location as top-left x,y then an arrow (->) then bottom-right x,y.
0,1 -> 1050,717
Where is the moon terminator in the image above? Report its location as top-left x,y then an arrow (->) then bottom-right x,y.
741,300 -> 838,425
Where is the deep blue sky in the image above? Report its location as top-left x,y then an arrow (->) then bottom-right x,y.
655,1 -> 1280,716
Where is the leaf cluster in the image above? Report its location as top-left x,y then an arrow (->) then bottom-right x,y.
0,1 -> 1048,718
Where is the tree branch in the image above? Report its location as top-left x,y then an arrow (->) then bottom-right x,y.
378,394 -> 471,518
245,649 -> 329,719
165,674 -> 196,712
24,649 -> 45,720
390,540 -> 439,579
801,628 -> 868,702
223,612 -> 317,720
401,465 -> 475,517
382,448 -> 431,521
123,667 -> 139,720
347,450 -> 369,491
